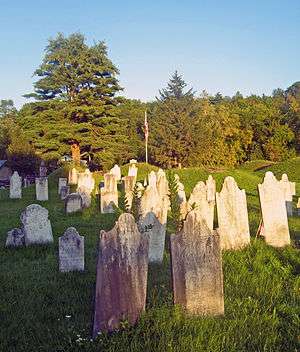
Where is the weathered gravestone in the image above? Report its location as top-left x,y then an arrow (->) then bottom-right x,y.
60,185 -> 70,200
21,204 -> 53,246
279,173 -> 296,217
110,164 -> 121,181
148,171 -> 157,188
39,161 -> 47,177
93,213 -> 149,335
6,228 -> 25,247
59,227 -> 84,272
258,172 -> 290,247
68,167 -> 78,185
156,169 -> 169,199
10,171 -> 22,199
58,178 -> 68,194
128,159 -> 138,179
100,173 -> 118,213
170,210 -> 224,316
123,175 -> 136,210
216,176 -> 250,250
77,169 -> 95,208
65,193 -> 82,214
35,177 -> 48,201
175,174 -> 188,219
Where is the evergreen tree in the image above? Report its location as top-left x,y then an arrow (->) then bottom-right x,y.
0,100 -> 17,118
158,71 -> 194,101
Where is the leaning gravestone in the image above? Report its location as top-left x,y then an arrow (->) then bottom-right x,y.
258,172 -> 290,247
58,178 -> 68,194
279,173 -> 296,217
216,176 -> 250,250
21,204 -> 53,246
65,193 -> 82,214
35,177 -> 48,201
93,213 -> 149,335
10,171 -> 22,199
68,167 -> 78,185
170,210 -> 224,316
59,227 -> 84,272
100,173 -> 118,213
6,228 -> 25,247
123,175 -> 136,210
110,164 -> 121,181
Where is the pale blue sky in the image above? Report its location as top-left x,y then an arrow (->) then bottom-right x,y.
0,0 -> 299,108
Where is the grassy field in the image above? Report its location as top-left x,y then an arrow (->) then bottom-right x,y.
0,160 -> 299,352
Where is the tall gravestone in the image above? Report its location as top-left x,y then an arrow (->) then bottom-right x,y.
21,204 -> 53,246
279,173 -> 296,217
100,173 -> 118,213
58,178 -> 68,194
65,193 -> 82,214
216,176 -> 250,250
10,171 -> 22,199
258,172 -> 290,247
123,175 -> 136,210
156,169 -> 169,199
35,177 -> 48,201
170,210 -> 224,316
77,169 -> 95,208
68,167 -> 78,185
59,227 -> 84,272
93,213 -> 149,335
110,164 -> 121,181
175,174 -> 188,219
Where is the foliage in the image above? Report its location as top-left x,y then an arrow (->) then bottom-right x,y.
0,99 -> 17,118
166,171 -> 182,231
158,71 -> 194,101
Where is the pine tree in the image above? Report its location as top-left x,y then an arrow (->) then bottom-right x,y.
158,71 -> 194,101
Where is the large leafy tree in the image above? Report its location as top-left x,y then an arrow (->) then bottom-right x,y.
0,99 -> 17,118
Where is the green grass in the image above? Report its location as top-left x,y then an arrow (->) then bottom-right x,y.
0,160 -> 299,351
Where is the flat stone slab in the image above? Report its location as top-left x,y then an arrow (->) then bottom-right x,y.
93,213 -> 149,335
59,227 -> 84,272
170,210 -> 224,316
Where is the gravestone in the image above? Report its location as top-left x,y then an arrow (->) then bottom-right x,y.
216,176 -> 250,250
170,210 -> 224,316
128,159 -> 138,179
10,171 -> 22,199
93,213 -> 149,335
279,173 -> 296,217
65,193 -> 82,214
39,161 -> 47,177
77,186 -> 92,208
297,198 -> 300,216
156,169 -> 169,199
258,172 -> 290,247
206,175 -> 216,202
123,175 -> 136,210
148,171 -> 157,188
68,167 -> 78,185
58,178 -> 68,194
6,228 -> 25,247
21,204 -> 53,246
110,164 -> 121,181
60,185 -> 70,200
100,173 -> 118,213
35,177 -> 48,201
59,227 -> 84,272
77,169 -> 94,208
175,174 -> 188,219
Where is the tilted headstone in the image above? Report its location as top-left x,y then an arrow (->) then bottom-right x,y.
110,164 -> 121,181
170,210 -> 224,316
39,161 -> 47,177
93,213 -> 149,335
65,193 -> 82,214
258,172 -> 290,247
279,173 -> 296,217
6,228 -> 25,247
100,173 -> 118,213
216,176 -> 250,250
59,227 -> 84,272
123,175 -> 136,210
35,177 -> 48,201
10,171 -> 22,199
21,204 -> 53,246
60,185 -> 70,200
68,167 -> 78,185
58,178 -> 68,194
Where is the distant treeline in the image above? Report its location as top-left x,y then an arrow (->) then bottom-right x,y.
0,33 -> 299,172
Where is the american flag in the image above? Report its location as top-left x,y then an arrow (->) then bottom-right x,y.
144,111 -> 149,140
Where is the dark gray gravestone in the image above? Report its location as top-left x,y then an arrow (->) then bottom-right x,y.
93,213 -> 149,336
170,209 -> 224,316
59,227 -> 84,272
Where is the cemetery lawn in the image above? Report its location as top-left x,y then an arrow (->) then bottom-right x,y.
0,160 -> 300,352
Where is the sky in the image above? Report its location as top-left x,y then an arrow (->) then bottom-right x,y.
0,0 -> 299,108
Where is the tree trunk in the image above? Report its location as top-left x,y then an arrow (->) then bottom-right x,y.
71,143 -> 81,165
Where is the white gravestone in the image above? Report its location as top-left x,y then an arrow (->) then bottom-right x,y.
279,173 -> 296,217
10,171 -> 22,199
110,164 -> 121,181
175,174 -> 188,219
123,176 -> 136,210
258,172 -> 290,247
59,227 -> 84,272
100,173 -> 118,213
128,160 -> 138,179
21,204 -> 53,246
35,177 -> 48,201
216,176 -> 250,250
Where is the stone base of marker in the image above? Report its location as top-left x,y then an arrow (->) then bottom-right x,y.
170,210 -> 224,316
60,186 -> 70,200
59,227 -> 84,272
6,228 -> 25,247
35,177 -> 48,201
65,193 -> 83,214
93,213 -> 149,335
